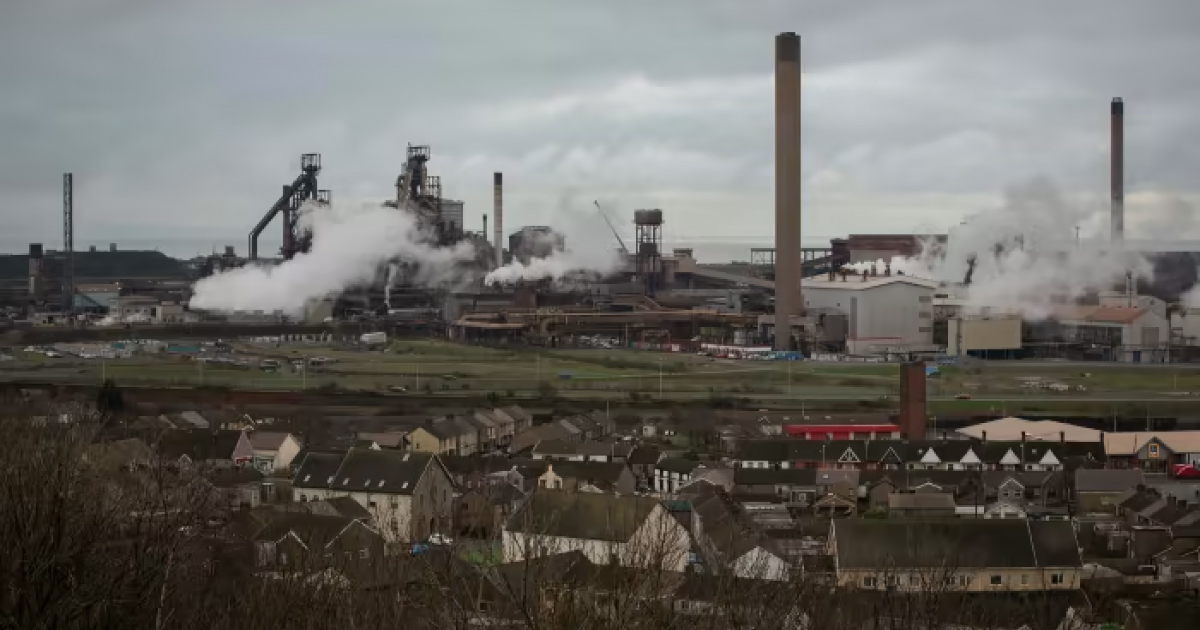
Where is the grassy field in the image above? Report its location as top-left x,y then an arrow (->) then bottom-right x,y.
6,339 -> 1200,414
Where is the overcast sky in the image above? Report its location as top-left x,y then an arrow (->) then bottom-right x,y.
3,0 -> 1199,258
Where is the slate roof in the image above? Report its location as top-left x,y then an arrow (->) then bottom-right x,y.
208,467 -> 264,487
521,461 -> 630,487
888,493 -> 956,510
657,458 -> 701,475
733,467 -> 817,486
156,429 -> 244,462
291,452 -> 347,489
833,520 -> 1081,569
1076,468 -> 1145,493
329,450 -> 436,494
356,432 -> 407,449
505,491 -> 660,542
253,512 -> 365,547
247,431 -> 292,451
739,438 -> 1102,466
439,455 -> 517,478
532,439 -> 578,456
627,446 -> 661,466
309,496 -> 372,520
291,449 -> 440,495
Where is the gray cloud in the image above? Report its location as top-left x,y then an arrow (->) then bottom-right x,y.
2,0 -> 1199,258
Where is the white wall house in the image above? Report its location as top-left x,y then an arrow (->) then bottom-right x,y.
248,431 -> 302,473
292,450 -> 454,543
502,492 -> 692,571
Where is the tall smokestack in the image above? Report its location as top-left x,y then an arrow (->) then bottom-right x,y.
493,172 -> 503,268
773,32 -> 802,351
1111,97 -> 1124,242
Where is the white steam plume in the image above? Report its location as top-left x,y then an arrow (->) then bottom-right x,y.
483,198 -> 624,285
384,263 -> 399,310
190,200 -> 475,315
850,178 -> 1153,318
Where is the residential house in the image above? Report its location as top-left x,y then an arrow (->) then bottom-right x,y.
486,408 -> 517,446
733,464 -> 820,508
831,520 -> 1083,591
1076,469 -> 1146,514
455,483 -> 527,538
524,461 -> 637,495
291,449 -> 455,542
503,491 -> 692,570
560,414 -> 601,441
680,467 -> 735,495
408,419 -> 478,456
510,422 -> 573,454
1104,431 -> 1200,473
655,458 -> 702,494
252,513 -> 385,569
209,467 -> 265,511
574,440 -> 632,463
736,437 -> 1103,473
440,455 -> 521,489
156,429 -> 254,469
247,431 -> 302,474
501,405 -> 534,434
437,416 -> 481,455
688,484 -> 790,580
672,573 -> 801,625
1124,493 -> 1200,528
466,411 -> 500,452
888,493 -> 956,518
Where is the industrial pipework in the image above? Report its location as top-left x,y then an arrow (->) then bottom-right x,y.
248,153 -> 322,260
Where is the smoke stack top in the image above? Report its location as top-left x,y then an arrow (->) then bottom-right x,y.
494,172 -> 502,186
1111,97 -> 1124,242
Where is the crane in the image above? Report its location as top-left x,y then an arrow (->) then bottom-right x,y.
593,200 -> 630,256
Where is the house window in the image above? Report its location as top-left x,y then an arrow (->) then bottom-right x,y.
908,575 -> 920,587
1051,573 -> 1064,585
539,479 -> 547,488
554,480 -> 562,489
958,575 -> 972,587
359,549 -> 369,559
1021,574 -> 1029,586
990,575 -> 1002,586
861,576 -> 877,588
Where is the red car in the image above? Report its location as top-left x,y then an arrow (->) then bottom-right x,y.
1172,463 -> 1200,479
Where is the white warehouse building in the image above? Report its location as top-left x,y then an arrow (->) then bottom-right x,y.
801,273 -> 940,355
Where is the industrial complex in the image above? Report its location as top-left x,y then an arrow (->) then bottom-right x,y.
4,33 -> 1200,366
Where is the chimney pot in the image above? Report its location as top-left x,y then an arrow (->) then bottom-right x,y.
1060,431 -> 1065,444
982,430 -> 987,443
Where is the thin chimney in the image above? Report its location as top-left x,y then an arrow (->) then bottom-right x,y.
493,172 -> 504,269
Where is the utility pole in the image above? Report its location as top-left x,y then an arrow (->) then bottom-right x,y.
658,357 -> 663,399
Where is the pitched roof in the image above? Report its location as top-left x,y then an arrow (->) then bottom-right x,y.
307,496 -> 372,520
291,452 -> 347,489
247,431 -> 293,451
524,461 -> 630,487
328,450 -> 436,495
253,512 -> 367,547
505,491 -> 660,542
627,446 -> 661,466
1076,468 -> 1145,493
888,493 -> 956,510
834,520 -> 1081,570
356,432 -> 407,448
532,439 -> 577,456
208,466 -> 264,487
156,429 -> 245,462
957,417 -> 1103,443
657,458 -> 701,475
1105,431 -> 1200,456
733,467 -> 817,486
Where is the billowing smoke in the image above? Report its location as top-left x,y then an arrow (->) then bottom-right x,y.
484,199 -> 624,285
851,178 -> 1153,318
384,263 -> 399,310
190,201 -> 475,315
